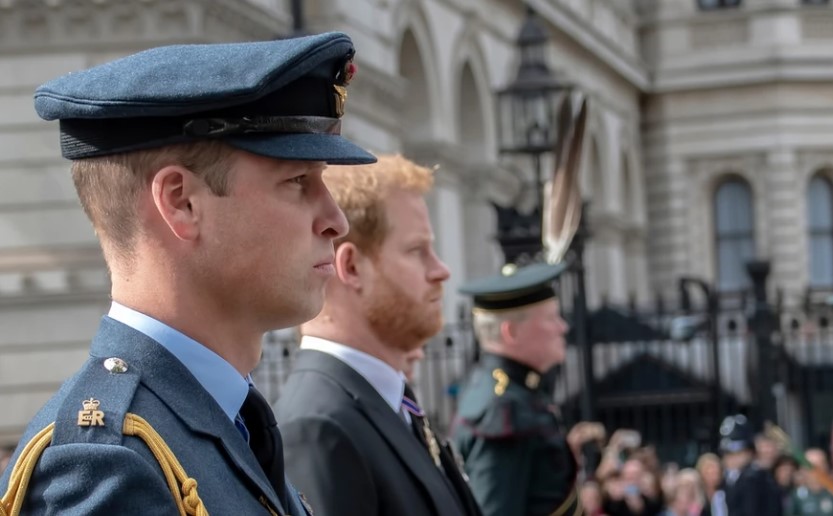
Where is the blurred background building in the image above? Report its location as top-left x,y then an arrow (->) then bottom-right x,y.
2,0 -> 833,463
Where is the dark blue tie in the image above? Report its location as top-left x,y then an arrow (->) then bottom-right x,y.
238,385 -> 287,510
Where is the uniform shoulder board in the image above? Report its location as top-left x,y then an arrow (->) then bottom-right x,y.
1,356 -> 210,515
51,356 -> 141,447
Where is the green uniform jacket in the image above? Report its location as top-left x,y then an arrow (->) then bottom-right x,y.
790,486 -> 833,516
451,353 -> 581,516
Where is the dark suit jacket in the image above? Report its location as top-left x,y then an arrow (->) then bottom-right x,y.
0,316 -> 309,515
723,463 -> 783,516
275,349 -> 481,516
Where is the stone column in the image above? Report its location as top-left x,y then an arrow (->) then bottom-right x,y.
645,156 -> 690,301
763,149 -> 803,303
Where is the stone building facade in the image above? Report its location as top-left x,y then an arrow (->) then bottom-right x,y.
1,0 -> 832,446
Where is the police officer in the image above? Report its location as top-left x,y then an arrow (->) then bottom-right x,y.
0,33 -> 374,514
451,262 -> 581,516
710,414 -> 783,516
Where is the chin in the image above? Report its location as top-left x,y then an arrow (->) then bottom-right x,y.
275,300 -> 324,330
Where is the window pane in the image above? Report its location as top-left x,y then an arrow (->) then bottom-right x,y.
717,236 -> 754,291
808,176 -> 833,231
715,179 -> 755,291
810,235 -> 833,287
808,176 -> 833,287
716,180 -> 754,235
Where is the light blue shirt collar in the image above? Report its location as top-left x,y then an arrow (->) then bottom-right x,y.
108,302 -> 249,423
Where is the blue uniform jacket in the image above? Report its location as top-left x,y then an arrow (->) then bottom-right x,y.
0,316 -> 310,515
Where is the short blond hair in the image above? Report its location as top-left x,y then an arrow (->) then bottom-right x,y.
323,153 -> 434,254
472,308 -> 530,346
71,140 -> 234,264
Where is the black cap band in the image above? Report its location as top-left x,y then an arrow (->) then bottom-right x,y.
182,116 -> 341,137
59,115 -> 342,159
472,285 -> 556,311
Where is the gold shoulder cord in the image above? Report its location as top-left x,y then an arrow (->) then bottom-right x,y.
1,414 -> 208,516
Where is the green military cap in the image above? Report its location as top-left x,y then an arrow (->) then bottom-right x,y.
459,262 -> 568,311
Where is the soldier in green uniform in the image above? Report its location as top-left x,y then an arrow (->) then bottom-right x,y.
790,464 -> 833,516
451,262 -> 582,516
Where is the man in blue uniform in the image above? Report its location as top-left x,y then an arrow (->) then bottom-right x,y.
0,32 -> 374,515
451,262 -> 582,516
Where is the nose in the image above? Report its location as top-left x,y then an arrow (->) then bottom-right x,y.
555,313 -> 570,335
428,249 -> 450,283
316,183 -> 349,238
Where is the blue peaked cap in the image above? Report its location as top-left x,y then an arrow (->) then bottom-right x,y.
34,32 -> 376,164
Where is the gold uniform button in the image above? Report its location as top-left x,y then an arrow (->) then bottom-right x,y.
103,357 -> 129,373
525,371 -> 540,389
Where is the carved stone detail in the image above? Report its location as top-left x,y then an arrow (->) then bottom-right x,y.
802,13 -> 833,41
690,18 -> 748,50
0,0 -> 288,49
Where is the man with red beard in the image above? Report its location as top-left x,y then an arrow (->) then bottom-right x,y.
274,154 -> 482,516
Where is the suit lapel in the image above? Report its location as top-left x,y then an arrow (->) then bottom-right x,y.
292,350 -> 463,515
89,317 -> 285,514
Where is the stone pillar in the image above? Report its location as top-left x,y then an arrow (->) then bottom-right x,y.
645,156 -> 690,301
763,149 -> 803,303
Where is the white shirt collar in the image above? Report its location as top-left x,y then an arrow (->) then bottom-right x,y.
300,335 -> 405,414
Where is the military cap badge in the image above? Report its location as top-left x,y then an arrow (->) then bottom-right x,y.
333,53 -> 357,118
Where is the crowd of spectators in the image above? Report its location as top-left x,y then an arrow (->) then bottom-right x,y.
570,425 -> 833,516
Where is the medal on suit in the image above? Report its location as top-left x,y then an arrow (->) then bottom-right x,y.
421,418 -> 443,468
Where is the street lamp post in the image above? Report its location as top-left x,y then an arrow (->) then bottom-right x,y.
494,6 -> 594,421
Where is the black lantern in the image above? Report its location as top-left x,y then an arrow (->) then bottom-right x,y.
497,8 -> 568,156
494,6 -> 570,263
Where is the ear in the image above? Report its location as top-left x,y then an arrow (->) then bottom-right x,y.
150,165 -> 203,241
499,319 -> 519,347
334,242 -> 364,291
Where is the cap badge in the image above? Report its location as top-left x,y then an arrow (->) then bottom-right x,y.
77,398 -> 105,427
501,263 -> 518,277
333,57 -> 357,118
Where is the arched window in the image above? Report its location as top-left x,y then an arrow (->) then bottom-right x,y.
458,62 -> 486,156
714,178 -> 755,292
807,174 -> 833,288
399,30 -> 432,141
